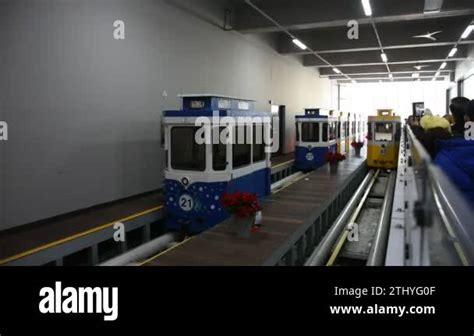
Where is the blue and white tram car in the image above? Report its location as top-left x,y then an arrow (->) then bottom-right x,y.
295,109 -> 338,171
163,94 -> 273,233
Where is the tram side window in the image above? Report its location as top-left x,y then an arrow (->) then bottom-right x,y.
322,123 -> 328,142
233,126 -> 251,168
375,123 -> 394,142
296,123 -> 300,142
329,122 -> 336,140
171,127 -> 206,171
213,127 -> 227,171
253,124 -> 265,163
302,123 -> 320,142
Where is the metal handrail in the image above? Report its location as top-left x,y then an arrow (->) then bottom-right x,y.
406,126 -> 432,166
429,166 -> 474,265
406,125 -> 474,265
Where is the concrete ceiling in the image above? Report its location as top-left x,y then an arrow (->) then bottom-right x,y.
231,0 -> 474,83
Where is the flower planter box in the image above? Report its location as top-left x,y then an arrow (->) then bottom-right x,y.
223,192 -> 262,239
232,215 -> 255,238
329,162 -> 339,174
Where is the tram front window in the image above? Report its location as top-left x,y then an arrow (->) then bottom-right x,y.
302,123 -> 320,142
213,127 -> 227,171
375,123 -> 394,142
171,127 -> 206,171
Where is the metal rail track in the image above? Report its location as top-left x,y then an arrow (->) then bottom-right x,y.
306,169 -> 397,267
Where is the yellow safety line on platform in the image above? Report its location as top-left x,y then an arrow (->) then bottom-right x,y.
272,172 -> 312,195
137,237 -> 194,266
271,160 -> 294,170
0,205 -> 164,265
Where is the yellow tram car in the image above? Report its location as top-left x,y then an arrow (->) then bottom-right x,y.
367,109 -> 401,170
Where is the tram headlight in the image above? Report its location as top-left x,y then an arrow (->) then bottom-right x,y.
181,177 -> 190,187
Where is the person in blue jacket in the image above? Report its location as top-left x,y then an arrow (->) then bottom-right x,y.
435,100 -> 474,205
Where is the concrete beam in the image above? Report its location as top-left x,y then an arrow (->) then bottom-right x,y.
304,45 -> 468,67
326,71 -> 452,79
318,62 -> 456,75
278,16 -> 474,54
337,78 -> 448,84
236,0 -> 474,33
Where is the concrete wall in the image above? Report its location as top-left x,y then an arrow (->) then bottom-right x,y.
0,0 -> 332,230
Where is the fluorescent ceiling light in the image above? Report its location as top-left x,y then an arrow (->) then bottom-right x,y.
448,48 -> 458,57
461,24 -> 474,39
292,38 -> 307,50
381,53 -> 388,62
361,0 -> 372,16
435,71 -> 440,77
389,74 -> 393,79
440,62 -> 447,69
333,68 -> 341,74
412,72 -> 420,78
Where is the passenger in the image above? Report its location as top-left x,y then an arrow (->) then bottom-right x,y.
465,100 -> 474,122
443,114 -> 454,127
407,115 -> 425,140
449,97 -> 470,137
435,101 -> 474,204
419,114 -> 451,158
435,137 -> 474,205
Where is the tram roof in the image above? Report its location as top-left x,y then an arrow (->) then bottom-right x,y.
178,94 -> 256,102
295,115 -> 332,120
163,110 -> 271,118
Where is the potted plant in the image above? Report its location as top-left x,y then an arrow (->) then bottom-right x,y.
351,141 -> 365,157
222,192 -> 262,238
325,151 -> 346,174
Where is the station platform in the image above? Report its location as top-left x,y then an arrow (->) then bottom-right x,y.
143,154 -> 367,266
0,154 -> 296,266
0,192 -> 164,266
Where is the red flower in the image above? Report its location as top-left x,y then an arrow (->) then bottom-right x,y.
325,151 -> 346,163
222,192 -> 262,218
351,141 -> 365,149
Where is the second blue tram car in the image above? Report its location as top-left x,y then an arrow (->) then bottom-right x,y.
163,94 -> 273,233
295,109 -> 337,171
